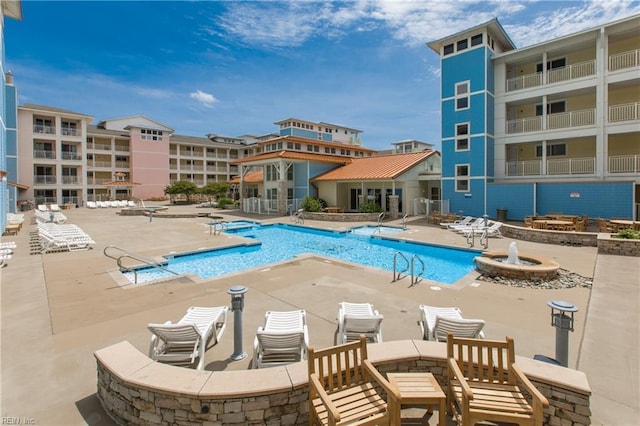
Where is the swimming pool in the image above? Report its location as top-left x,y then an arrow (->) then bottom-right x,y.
125,223 -> 480,284
350,225 -> 406,236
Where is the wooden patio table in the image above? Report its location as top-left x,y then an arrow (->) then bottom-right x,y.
534,219 -> 573,230
388,372 -> 446,426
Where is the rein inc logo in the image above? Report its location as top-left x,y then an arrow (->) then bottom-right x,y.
1,418 -> 35,425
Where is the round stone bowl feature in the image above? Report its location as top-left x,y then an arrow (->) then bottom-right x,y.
474,251 -> 560,281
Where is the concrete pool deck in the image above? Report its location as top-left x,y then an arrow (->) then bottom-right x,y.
0,205 -> 637,425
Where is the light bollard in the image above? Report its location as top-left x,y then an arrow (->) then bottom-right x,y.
227,286 -> 248,361
547,300 -> 578,367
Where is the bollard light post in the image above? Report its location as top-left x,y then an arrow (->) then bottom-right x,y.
227,286 -> 248,361
547,300 -> 578,367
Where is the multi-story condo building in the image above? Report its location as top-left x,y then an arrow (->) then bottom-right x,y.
1,0 -> 22,232
15,105 -> 268,205
428,15 -> 639,220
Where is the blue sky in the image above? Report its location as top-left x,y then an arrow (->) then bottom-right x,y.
6,1 -> 639,150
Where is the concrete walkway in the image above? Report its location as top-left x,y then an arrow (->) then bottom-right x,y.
577,254 -> 640,425
0,205 -> 637,425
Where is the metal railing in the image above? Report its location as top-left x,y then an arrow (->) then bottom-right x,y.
61,152 -> 82,160
547,157 -> 595,175
505,160 -> 542,176
547,109 -> 595,129
609,155 -> 640,173
506,116 -> 542,134
103,245 -> 179,285
506,59 -> 596,92
392,252 -> 424,286
33,150 -> 56,159
609,102 -> 640,122
609,49 -> 639,71
34,175 -> 57,184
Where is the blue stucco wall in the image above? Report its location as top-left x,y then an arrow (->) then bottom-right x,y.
441,47 -> 487,97
442,177 -> 486,218
487,184 -> 535,220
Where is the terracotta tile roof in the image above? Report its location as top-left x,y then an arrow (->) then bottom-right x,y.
229,170 -> 263,184
312,151 -> 437,181
232,150 -> 353,165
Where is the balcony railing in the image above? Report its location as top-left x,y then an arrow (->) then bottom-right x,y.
505,157 -> 596,176
34,175 -> 57,184
115,161 -> 130,168
33,150 -> 56,159
547,157 -> 595,175
547,108 -> 595,129
609,155 -> 640,173
505,160 -> 542,176
609,102 -> 640,122
547,60 -> 596,84
61,176 -> 80,185
87,143 -> 112,151
609,49 -> 639,71
506,116 -> 543,134
61,128 -> 80,136
61,152 -> 82,160
506,59 -> 596,92
33,125 -> 55,134
114,145 -> 130,152
88,161 -> 113,168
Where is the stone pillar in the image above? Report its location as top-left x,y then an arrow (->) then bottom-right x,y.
278,180 -> 288,215
389,195 -> 399,219
358,194 -> 365,211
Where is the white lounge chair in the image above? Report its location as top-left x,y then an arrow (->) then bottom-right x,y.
49,204 -> 61,212
37,204 -> 48,212
86,201 -> 98,209
441,215 -> 473,229
252,310 -> 309,369
148,306 -> 229,370
0,253 -> 11,268
460,221 -> 503,238
449,217 -> 485,231
418,304 -> 485,342
337,302 -> 384,344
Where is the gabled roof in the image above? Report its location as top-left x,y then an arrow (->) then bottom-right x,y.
232,150 -> 354,165
312,151 -> 438,181
257,135 -> 377,152
97,115 -> 174,133
229,170 -> 263,184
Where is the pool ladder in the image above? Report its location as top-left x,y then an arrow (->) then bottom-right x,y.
104,245 -> 179,285
392,252 -> 425,287
209,221 -> 227,235
466,227 -> 489,249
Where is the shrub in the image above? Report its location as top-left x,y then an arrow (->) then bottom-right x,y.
615,228 -> 640,240
217,197 -> 234,207
359,202 -> 382,213
301,196 -> 324,212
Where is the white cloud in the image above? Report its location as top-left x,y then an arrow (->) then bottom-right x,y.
190,90 -> 218,108
212,0 -> 640,49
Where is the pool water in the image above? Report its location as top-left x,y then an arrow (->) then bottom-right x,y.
125,223 -> 479,284
350,225 -> 405,236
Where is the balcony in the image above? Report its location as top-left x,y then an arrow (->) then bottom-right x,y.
61,152 -> 82,161
33,125 -> 55,134
88,161 -> 113,168
61,128 -> 80,137
609,49 -> 639,72
87,143 -> 112,151
61,176 -> 80,185
505,157 -> 595,176
609,155 -> 640,173
609,102 -> 640,122
506,108 -> 595,134
33,150 -> 56,159
506,60 -> 596,92
34,175 -> 57,184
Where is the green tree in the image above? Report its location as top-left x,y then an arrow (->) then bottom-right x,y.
200,182 -> 230,202
164,180 -> 199,203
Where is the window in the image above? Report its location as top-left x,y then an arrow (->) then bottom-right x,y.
536,143 -> 566,157
456,123 -> 469,151
535,101 -> 565,116
61,121 -> 77,136
536,57 -> 566,73
324,147 -> 336,154
455,81 -> 469,110
443,43 -> 454,55
471,34 -> 483,46
455,164 -> 470,192
456,39 -> 468,51
140,129 -> 164,141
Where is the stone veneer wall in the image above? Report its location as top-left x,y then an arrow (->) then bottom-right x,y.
597,234 -> 640,256
95,340 -> 591,426
501,224 -> 598,247
301,212 -> 381,222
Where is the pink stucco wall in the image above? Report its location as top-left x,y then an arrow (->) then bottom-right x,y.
129,131 -> 170,200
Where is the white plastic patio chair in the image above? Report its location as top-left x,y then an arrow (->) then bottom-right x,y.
148,306 -> 229,370
252,310 -> 309,369
418,304 -> 485,342
460,221 -> 503,238
337,302 -> 384,344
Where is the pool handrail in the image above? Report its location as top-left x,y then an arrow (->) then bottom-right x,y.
103,244 -> 179,284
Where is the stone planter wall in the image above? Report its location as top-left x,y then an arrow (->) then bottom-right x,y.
96,340 -> 591,426
501,224 -> 598,247
301,212 -> 381,222
597,234 -> 640,256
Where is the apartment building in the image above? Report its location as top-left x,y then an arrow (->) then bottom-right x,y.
428,15 -> 640,220
15,106 -> 266,206
1,0 -> 22,232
